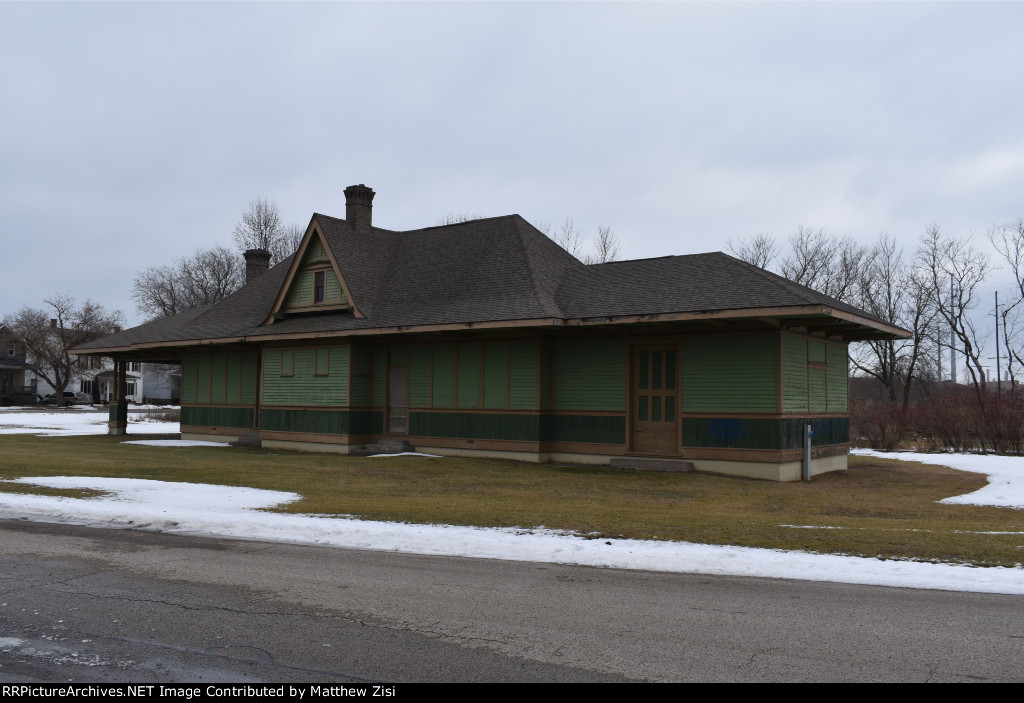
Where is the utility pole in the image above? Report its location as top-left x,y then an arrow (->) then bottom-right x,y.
995,291 -> 1001,398
950,275 -> 957,384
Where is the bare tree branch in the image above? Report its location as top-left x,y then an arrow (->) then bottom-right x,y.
3,296 -> 123,401
726,233 -> 779,269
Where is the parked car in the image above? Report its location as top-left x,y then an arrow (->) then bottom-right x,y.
40,391 -> 92,406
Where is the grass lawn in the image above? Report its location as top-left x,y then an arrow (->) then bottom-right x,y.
1,434 -> 1022,567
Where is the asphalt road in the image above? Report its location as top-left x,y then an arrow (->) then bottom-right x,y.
0,519 -> 1022,683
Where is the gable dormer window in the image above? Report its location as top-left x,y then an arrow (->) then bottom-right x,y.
314,271 -> 326,304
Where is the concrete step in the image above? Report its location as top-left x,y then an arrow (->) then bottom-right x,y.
609,457 -> 694,473
350,439 -> 414,456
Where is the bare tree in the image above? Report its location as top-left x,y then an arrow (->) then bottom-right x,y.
779,226 -> 866,302
917,224 -> 992,395
850,233 -> 937,407
233,197 -> 283,252
552,217 -> 587,260
269,223 -> 306,265
989,218 -> 1024,382
4,295 -> 124,403
537,217 -> 621,264
590,226 -> 621,264
132,245 -> 245,319
437,212 -> 486,225
726,232 -> 780,269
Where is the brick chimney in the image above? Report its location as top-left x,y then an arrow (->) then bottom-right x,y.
244,248 -> 271,284
344,184 -> 375,229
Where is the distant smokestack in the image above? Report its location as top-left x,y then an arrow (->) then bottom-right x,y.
344,184 -> 375,229
244,248 -> 271,284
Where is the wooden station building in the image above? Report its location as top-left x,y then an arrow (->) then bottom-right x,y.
75,185 -> 905,480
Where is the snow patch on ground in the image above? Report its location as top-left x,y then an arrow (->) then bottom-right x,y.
852,449 -> 1024,510
121,440 -> 231,448
1,473 -> 1023,595
367,452 -> 441,458
0,412 -> 177,437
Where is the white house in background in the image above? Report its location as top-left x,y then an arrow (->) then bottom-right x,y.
26,357 -> 144,404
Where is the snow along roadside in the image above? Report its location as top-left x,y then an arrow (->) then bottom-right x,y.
1,473 -> 1022,596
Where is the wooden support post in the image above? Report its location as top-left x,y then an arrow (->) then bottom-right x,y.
108,360 -> 129,436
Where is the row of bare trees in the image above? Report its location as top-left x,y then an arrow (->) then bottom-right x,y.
730,220 -> 1024,452
131,198 -> 304,320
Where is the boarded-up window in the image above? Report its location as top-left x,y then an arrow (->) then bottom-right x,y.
314,348 -> 329,376
281,350 -> 294,376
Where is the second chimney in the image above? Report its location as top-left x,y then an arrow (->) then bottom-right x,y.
344,184 -> 375,229
244,248 -> 271,284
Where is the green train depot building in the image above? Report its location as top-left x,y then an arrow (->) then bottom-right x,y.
76,185 -> 905,481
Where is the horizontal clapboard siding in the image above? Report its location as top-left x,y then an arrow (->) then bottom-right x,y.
263,347 -> 350,406
827,344 -> 848,412
551,339 -> 626,411
781,334 -> 808,413
682,333 -> 776,412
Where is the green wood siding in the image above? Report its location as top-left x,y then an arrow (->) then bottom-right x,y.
372,348 -> 387,406
484,343 -> 508,409
325,270 -> 341,301
682,333 -> 777,412
282,234 -> 347,311
457,343 -> 481,408
827,344 -> 849,412
809,367 -> 827,412
410,346 -> 432,408
262,347 -> 350,407
432,345 -> 455,408
211,355 -> 226,403
350,346 -> 372,406
551,339 -> 626,411
261,408 -> 382,435
408,412 -> 626,445
181,406 -> 254,429
182,356 -> 197,404
808,340 -> 826,363
682,417 -> 849,449
196,356 -> 211,403
509,341 -> 537,410
182,352 -> 258,406
781,334 -> 809,412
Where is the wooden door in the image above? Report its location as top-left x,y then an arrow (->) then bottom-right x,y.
387,366 -> 409,435
630,345 -> 678,455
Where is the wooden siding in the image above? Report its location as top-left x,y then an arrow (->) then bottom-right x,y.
282,233 -> 347,312
781,333 -> 809,413
483,343 -> 508,409
372,348 -> 387,406
809,367 -> 827,412
263,347 -> 350,407
181,406 -> 254,429
682,417 -> 849,450
457,343 -> 481,408
181,356 -> 197,404
261,408 -> 382,435
682,333 -> 776,412
827,343 -> 849,412
551,339 -> 626,411
432,344 -> 456,408
409,345 -> 432,408
509,341 -> 537,410
183,352 -> 259,406
350,346 -> 372,406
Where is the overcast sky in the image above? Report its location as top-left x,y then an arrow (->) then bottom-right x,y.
2,1 -> 1023,328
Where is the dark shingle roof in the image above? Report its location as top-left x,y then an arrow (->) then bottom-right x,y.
76,212 -> 902,352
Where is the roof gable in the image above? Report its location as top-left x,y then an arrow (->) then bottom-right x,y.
266,220 -> 360,322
